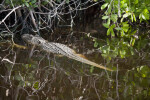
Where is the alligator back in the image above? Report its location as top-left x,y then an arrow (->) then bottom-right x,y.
22,34 -> 113,71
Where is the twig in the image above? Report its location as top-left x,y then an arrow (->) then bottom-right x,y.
116,64 -> 119,100
0,6 -> 22,25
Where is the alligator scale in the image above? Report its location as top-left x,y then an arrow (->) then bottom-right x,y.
22,34 -> 112,71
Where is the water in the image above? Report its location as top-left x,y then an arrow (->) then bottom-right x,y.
0,32 -> 150,100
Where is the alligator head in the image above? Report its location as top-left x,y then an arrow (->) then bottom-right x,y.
22,34 -> 46,45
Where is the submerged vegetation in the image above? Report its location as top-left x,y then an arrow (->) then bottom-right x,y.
0,0 -> 150,100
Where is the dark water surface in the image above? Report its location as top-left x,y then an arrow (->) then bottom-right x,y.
0,39 -> 150,100
0,23 -> 150,100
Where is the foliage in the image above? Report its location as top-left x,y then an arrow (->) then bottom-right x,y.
5,0 -> 38,8
96,3 -> 150,99
123,65 -> 150,99
94,0 -> 150,61
4,0 -> 72,8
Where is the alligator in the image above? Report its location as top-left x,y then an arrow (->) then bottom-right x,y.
22,34 -> 113,71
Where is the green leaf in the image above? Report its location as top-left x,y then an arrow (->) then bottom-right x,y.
121,31 -> 125,37
107,18 -> 110,25
102,18 -> 110,28
121,18 -> 124,22
102,16 -> 109,19
42,1 -> 48,5
101,3 -> 108,10
24,0 -> 30,3
57,0 -> 61,3
33,4 -> 38,8
31,0 -> 36,3
111,66 -> 117,71
139,13 -> 143,22
109,24 -> 115,36
111,29 -> 115,36
107,5 -> 112,14
111,14 -> 118,22
133,14 -> 136,22
123,13 -> 131,18
25,2 -> 29,7
90,66 -> 94,73
130,47 -> 134,55
66,0 -> 69,4
130,37 -> 136,46
122,27 -> 129,32
122,22 -> 129,32
143,9 -> 149,20
15,75 -> 22,81
131,14 -> 133,22
134,0 -> 138,4
101,45 -> 110,54
94,42 -> 99,47
139,65 -> 150,78
143,9 -> 149,14
106,38 -> 110,45
29,64 -> 31,68
110,24 -> 116,28
120,50 -> 126,58
139,9 -> 149,22
142,14 -> 146,20
107,28 -> 111,35
33,81 -> 39,90
115,27 -> 122,30
108,56 -> 111,60
101,54 -> 108,58
103,23 -> 109,28
93,0 -> 98,2
29,2 -> 32,6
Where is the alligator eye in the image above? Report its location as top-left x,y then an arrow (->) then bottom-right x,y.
38,40 -> 41,44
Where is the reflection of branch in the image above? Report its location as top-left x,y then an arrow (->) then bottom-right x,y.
14,86 -> 29,100
116,64 -> 119,100
29,9 -> 40,35
0,6 -> 22,25
2,58 -> 14,64
9,51 -> 16,87
93,77 -> 101,100
2,50 -> 17,86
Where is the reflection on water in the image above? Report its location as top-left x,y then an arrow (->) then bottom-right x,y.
0,40 -> 150,100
